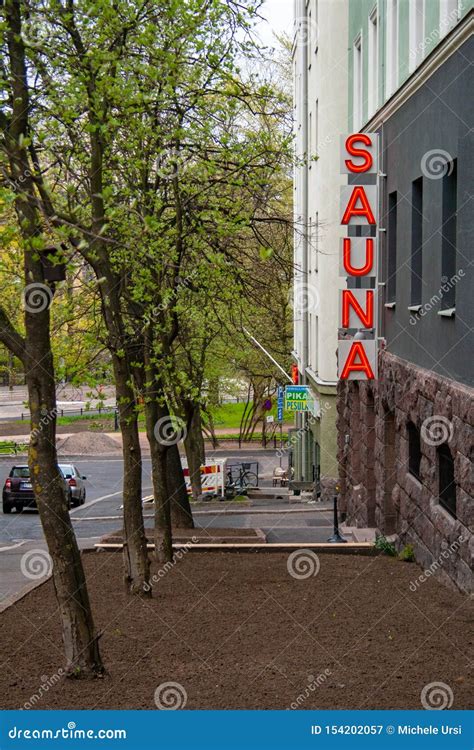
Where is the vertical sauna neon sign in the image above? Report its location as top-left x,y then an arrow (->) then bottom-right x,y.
338,133 -> 379,380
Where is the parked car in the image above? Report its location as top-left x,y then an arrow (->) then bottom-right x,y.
58,464 -> 87,507
2,465 -> 76,514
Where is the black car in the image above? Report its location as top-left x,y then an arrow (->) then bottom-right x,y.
2,465 -> 73,514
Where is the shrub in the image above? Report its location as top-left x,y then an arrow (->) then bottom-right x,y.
398,544 -> 415,562
374,534 -> 397,557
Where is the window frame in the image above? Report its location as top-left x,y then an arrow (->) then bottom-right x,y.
353,32 -> 363,131
386,0 -> 399,98
367,4 -> 379,117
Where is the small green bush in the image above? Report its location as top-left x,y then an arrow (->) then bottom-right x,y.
398,544 -> 415,562
374,534 -> 397,557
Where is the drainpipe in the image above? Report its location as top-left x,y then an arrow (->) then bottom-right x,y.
300,0 -> 309,480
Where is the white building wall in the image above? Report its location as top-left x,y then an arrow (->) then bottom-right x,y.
293,0 -> 348,384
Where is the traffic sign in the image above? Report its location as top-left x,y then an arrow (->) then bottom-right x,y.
277,385 -> 284,422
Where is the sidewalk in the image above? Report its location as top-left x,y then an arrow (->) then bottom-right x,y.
0,537 -> 98,613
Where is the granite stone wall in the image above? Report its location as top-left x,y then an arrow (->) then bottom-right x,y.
337,351 -> 473,593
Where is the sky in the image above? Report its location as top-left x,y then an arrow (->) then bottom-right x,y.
255,0 -> 293,48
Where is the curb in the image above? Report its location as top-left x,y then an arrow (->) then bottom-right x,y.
95,541 -> 377,555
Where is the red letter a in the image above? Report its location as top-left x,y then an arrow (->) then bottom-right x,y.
341,186 -> 376,225
340,342 -> 375,379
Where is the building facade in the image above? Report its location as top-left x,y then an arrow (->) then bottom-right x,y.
338,1 -> 473,593
292,0 -> 348,499
293,0 -> 473,591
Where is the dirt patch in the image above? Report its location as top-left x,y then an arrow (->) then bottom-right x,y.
1,552 -> 472,710
57,431 -> 121,456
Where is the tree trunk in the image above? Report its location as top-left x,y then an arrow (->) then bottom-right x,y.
183,402 -> 205,501
26,360 -> 104,677
142,345 -> 173,563
112,352 -> 150,595
167,443 -> 194,528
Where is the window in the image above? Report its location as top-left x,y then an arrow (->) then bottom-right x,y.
386,0 -> 399,97
387,191 -> 397,303
411,177 -> 423,306
438,444 -> 456,518
368,7 -> 378,116
441,160 -> 457,310
440,0 -> 459,37
409,0 -> 425,72
407,422 -> 421,479
353,34 -> 363,130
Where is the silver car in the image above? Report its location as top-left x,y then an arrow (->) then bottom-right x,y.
59,464 -> 87,507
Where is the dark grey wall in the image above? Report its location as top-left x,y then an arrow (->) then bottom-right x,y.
381,36 -> 473,387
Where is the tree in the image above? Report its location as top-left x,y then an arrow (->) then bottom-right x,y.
0,0 -> 104,676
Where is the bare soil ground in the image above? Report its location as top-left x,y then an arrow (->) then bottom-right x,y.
57,432 -> 121,455
1,552 -> 472,710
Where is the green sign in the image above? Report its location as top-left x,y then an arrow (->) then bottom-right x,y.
285,385 -> 310,412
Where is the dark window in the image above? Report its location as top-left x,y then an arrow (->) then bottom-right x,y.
387,191 -> 397,302
11,467 -> 30,478
407,421 -> 421,479
411,177 -> 423,305
441,160 -> 457,309
438,444 -> 456,518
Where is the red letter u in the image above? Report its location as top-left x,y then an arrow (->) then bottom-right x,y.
343,238 -> 374,276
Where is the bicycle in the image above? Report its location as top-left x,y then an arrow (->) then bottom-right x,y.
224,463 -> 258,499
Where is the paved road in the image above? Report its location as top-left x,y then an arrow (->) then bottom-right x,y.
0,449 -> 315,544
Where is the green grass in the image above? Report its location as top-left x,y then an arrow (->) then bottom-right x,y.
10,401 -> 294,433
13,412 -> 116,427
210,401 -> 294,429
